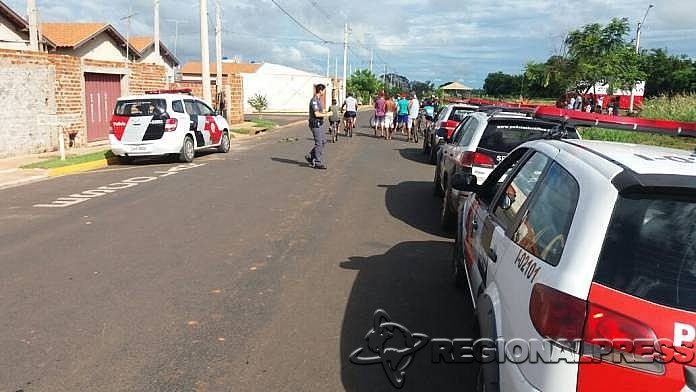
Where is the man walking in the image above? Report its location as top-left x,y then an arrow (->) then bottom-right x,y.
384,95 -> 396,140
407,92 -> 420,142
305,84 -> 330,169
374,93 -> 386,137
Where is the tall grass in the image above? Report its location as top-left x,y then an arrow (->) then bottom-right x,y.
580,127 -> 696,151
640,94 -> 696,122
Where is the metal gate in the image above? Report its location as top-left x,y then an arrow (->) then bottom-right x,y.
84,73 -> 121,141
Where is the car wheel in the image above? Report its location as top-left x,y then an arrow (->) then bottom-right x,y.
433,164 -> 444,196
441,184 -> 456,232
217,131 -> 230,153
422,133 -> 430,154
452,233 -> 467,289
179,135 -> 195,163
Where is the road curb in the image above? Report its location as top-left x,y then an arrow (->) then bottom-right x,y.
0,173 -> 49,190
47,158 -> 110,177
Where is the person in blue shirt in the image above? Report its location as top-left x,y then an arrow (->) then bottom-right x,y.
396,95 -> 409,135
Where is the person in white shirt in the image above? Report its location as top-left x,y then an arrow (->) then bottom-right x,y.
342,92 -> 358,136
407,92 -> 420,143
568,96 -> 576,110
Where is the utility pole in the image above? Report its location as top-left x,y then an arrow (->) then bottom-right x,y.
120,8 -> 137,67
342,22 -> 348,104
629,3 -> 654,113
27,0 -> 38,51
326,47 -> 330,77
215,0 -> 223,93
200,0 -> 212,103
166,19 -> 187,58
153,0 -> 160,60
383,64 -> 387,92
369,49 -> 373,74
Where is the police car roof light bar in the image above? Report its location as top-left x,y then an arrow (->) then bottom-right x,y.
534,107 -> 696,138
145,88 -> 193,95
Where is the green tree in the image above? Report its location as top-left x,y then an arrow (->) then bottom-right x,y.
409,80 -> 435,98
524,56 -> 569,98
642,49 -> 696,97
563,17 -> 645,94
347,69 -> 382,103
247,94 -> 268,117
483,71 -> 523,97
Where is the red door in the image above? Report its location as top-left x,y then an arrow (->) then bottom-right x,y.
84,73 -> 121,141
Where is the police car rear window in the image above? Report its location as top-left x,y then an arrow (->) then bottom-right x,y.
449,108 -> 474,122
479,121 -> 578,153
114,99 -> 166,117
594,194 -> 696,312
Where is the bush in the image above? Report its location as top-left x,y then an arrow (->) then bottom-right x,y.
640,94 -> 696,122
247,94 -> 269,115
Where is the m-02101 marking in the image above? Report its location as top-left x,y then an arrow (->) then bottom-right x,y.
513,249 -> 541,283
634,153 -> 696,163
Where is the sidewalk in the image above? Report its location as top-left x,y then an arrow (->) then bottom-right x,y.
0,142 -> 109,190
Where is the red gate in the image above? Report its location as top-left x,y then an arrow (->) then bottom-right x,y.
84,73 -> 121,141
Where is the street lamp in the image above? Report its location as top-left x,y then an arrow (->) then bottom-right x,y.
629,4 -> 654,113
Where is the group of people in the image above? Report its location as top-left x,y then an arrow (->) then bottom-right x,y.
563,93 -> 621,116
304,84 -> 439,170
371,93 -> 439,141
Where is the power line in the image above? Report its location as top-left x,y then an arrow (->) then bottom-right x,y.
305,0 -> 333,21
268,0 -> 335,44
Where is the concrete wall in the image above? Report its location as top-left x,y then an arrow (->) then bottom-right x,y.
0,13 -> 30,51
0,53 -> 57,158
242,67 -> 332,113
0,48 -> 167,157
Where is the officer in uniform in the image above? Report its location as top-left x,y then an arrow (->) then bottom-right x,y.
305,84 -> 330,169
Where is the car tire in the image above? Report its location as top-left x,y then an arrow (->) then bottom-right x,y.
429,142 -> 438,164
452,232 -> 467,289
217,131 -> 230,153
179,135 -> 195,163
441,184 -> 457,232
422,133 -> 430,154
433,164 -> 444,196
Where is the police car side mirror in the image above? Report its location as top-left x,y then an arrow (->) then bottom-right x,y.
451,173 -> 480,193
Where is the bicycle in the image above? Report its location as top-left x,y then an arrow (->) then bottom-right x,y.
344,115 -> 355,138
329,120 -> 339,143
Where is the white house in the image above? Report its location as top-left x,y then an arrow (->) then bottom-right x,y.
0,0 -> 54,51
129,36 -> 180,83
181,61 -> 333,114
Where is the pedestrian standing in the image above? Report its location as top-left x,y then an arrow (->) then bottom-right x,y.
568,95 -> 576,110
374,93 -> 386,138
407,92 -> 420,142
596,95 -> 604,114
305,84 -> 330,170
384,95 -> 396,140
575,94 -> 583,110
397,94 -> 409,135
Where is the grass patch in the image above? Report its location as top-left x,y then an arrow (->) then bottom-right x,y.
580,127 -> 696,151
231,128 -> 254,135
21,150 -> 114,169
640,94 -> 696,122
250,118 -> 277,128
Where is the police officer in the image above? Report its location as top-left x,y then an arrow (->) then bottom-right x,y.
305,84 -> 330,169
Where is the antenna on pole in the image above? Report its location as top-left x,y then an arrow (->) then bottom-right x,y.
165,19 -> 188,58
120,7 -> 137,73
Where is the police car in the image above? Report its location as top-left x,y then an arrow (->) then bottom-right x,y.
109,89 -> 231,163
434,111 -> 579,230
450,113 -> 696,391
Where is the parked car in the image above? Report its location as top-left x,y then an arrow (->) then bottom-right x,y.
422,104 -> 478,164
452,139 -> 696,392
109,89 -> 231,163
434,112 -> 579,230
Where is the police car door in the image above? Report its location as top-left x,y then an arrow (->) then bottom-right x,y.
195,100 -> 222,145
476,151 -> 551,293
184,99 -> 204,147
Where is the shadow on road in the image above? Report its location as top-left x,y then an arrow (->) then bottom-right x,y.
270,157 -> 311,168
397,148 -> 431,165
378,181 -> 450,238
339,241 -> 477,391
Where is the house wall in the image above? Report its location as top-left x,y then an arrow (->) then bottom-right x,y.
60,33 -> 127,62
242,71 -> 333,114
0,13 -> 30,50
138,46 -> 176,83
0,48 -> 167,157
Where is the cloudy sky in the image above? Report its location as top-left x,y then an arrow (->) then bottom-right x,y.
8,0 -> 696,87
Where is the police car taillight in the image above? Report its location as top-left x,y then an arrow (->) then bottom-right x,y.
529,283 -> 586,351
164,118 -> 178,132
582,303 -> 664,374
459,152 -> 495,168
530,283 -> 664,374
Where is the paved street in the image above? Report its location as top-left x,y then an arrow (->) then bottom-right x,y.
0,116 -> 476,392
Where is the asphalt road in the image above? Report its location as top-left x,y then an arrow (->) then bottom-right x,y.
0,115 -> 476,392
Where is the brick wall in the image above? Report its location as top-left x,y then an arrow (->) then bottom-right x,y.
0,48 -> 167,157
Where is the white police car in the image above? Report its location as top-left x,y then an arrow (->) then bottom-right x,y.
109,89 -> 231,163
451,130 -> 696,391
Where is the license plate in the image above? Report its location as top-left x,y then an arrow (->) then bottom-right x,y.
130,145 -> 149,152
